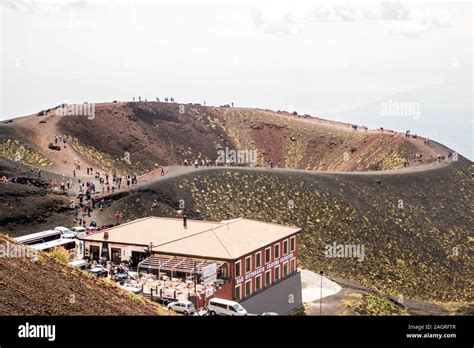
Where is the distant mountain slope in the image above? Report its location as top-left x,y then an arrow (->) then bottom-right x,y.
2,101 -> 452,177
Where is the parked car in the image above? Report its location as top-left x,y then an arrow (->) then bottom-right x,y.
70,226 -> 86,237
114,273 -> 129,284
88,267 -> 108,277
167,300 -> 196,315
68,259 -> 89,270
120,285 -> 142,295
260,312 -> 279,316
86,227 -> 98,235
55,226 -> 76,239
207,298 -> 247,316
48,143 -> 61,151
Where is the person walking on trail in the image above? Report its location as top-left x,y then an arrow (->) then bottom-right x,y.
161,168 -> 165,176
73,169 -> 76,178
115,211 -> 121,225
437,154 -> 441,163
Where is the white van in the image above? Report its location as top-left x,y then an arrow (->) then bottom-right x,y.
207,298 -> 247,316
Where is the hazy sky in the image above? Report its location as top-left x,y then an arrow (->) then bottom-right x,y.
1,0 -> 472,157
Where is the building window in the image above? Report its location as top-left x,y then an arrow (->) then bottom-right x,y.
274,243 -> 280,260
245,255 -> 252,273
255,274 -> 262,291
265,247 -> 271,264
290,236 -> 296,252
265,269 -> 271,286
235,260 -> 241,277
290,258 -> 296,273
245,279 -> 252,296
255,251 -> 262,268
235,284 -> 242,300
274,265 -> 281,281
283,239 -> 289,255
283,261 -> 289,277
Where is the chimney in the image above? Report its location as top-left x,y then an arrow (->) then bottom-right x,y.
183,214 -> 188,229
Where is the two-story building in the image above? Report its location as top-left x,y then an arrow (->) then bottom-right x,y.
79,216 -> 303,314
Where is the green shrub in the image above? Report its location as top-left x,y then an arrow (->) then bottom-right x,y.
48,247 -> 69,264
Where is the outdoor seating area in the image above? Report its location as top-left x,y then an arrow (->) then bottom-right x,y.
122,273 -> 207,302
130,254 -> 228,304
137,254 -> 225,278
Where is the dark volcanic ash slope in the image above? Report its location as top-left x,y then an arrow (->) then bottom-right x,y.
0,157 -> 73,237
98,158 -> 473,305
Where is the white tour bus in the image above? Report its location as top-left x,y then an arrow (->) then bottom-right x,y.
14,230 -> 62,245
207,298 -> 248,316
30,238 -> 77,253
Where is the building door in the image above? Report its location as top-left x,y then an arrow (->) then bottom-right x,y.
101,242 -> 109,260
89,245 -> 100,261
131,251 -> 147,268
111,248 -> 122,264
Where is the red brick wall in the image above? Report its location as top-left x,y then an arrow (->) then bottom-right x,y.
230,233 -> 299,301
